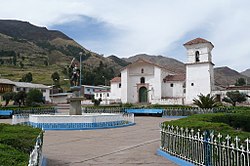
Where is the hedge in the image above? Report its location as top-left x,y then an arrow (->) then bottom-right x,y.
0,124 -> 41,165
164,112 -> 250,141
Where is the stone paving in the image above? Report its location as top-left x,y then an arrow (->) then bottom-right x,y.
43,116 -> 178,166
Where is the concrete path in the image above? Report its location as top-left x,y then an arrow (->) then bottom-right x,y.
43,116 -> 178,166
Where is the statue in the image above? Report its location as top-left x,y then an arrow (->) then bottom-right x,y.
69,58 -> 80,87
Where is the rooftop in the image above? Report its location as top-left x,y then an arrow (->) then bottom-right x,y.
184,37 -> 214,47
110,77 -> 121,83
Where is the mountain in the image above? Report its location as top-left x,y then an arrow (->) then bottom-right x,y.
107,55 -> 131,67
214,67 -> 250,86
241,69 -> 250,77
123,54 -> 185,73
0,20 -> 121,86
0,20 -> 248,88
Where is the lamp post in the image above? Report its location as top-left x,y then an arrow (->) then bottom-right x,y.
79,52 -> 83,96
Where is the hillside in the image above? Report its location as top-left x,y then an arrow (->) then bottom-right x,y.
241,69 -> 250,77
214,67 -> 250,86
0,20 -> 121,87
123,54 -> 185,73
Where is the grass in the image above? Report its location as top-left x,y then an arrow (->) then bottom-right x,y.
0,124 -> 42,165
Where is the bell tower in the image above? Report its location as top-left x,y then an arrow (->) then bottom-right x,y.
184,38 -> 214,104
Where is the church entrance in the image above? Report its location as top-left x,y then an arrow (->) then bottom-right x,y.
139,87 -> 148,103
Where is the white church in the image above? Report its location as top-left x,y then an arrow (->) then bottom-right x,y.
109,38 -> 219,105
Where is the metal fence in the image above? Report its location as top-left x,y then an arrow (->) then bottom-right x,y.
12,107 -> 56,114
162,107 -> 229,116
160,124 -> 250,166
83,107 -> 125,114
28,132 -> 43,166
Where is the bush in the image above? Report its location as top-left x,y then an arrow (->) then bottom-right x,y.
0,124 -> 42,165
164,112 -> 250,141
26,89 -> 44,106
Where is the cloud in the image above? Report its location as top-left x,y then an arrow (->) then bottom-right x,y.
0,0 -> 250,71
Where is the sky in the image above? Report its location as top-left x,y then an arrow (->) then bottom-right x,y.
0,0 -> 250,72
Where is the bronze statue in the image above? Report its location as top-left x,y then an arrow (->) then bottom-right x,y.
69,58 -> 80,87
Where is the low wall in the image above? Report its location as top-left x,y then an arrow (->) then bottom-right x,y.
13,113 -> 135,130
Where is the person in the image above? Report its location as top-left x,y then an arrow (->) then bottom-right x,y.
69,58 -> 80,86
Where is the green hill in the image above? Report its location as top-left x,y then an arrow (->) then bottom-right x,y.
0,20 -> 122,89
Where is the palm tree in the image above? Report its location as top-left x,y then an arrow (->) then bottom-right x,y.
193,94 -> 217,108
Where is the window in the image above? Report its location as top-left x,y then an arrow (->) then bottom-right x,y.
141,68 -> 144,73
96,94 -> 98,97
107,93 -> 109,97
41,89 -> 46,92
87,88 -> 90,91
195,51 -> 200,62
100,94 -> 102,97
170,83 -> 174,87
118,83 -> 121,88
191,83 -> 194,86
140,77 -> 145,84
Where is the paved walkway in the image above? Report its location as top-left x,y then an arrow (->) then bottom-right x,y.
43,116 -> 178,166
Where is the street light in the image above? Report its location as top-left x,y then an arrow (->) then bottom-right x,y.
79,52 -> 83,96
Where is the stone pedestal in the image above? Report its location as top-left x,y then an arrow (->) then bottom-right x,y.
67,86 -> 84,115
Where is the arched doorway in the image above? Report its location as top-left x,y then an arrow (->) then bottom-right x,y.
139,86 -> 148,103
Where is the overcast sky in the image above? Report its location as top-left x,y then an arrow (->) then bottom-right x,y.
1,0 -> 250,72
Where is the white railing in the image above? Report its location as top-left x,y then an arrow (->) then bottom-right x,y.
160,124 -> 250,166
29,113 -> 133,123
28,132 -> 43,166
12,113 -> 134,126
12,114 -> 30,124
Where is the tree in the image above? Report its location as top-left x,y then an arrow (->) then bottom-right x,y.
2,92 -> 16,106
26,89 -> 44,106
222,91 -> 247,106
19,72 -> 32,82
235,78 -> 246,86
12,55 -> 17,66
13,91 -> 27,107
193,93 -> 218,108
92,98 -> 102,106
51,72 -> 61,88
19,61 -> 24,68
51,72 -> 60,82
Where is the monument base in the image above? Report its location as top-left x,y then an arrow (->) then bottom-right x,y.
68,97 -> 84,115
68,86 -> 84,115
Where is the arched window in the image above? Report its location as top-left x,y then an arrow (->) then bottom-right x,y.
141,68 -> 144,73
195,51 -> 200,62
140,77 -> 145,84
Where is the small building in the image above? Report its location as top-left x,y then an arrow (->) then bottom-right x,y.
0,78 -> 51,102
94,89 -> 111,105
50,93 -> 72,104
81,85 -> 110,99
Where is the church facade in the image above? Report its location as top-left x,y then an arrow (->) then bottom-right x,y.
110,38 -> 246,105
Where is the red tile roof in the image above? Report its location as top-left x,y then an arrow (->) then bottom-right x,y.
110,77 -> 121,83
163,74 -> 186,82
184,38 -> 214,47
